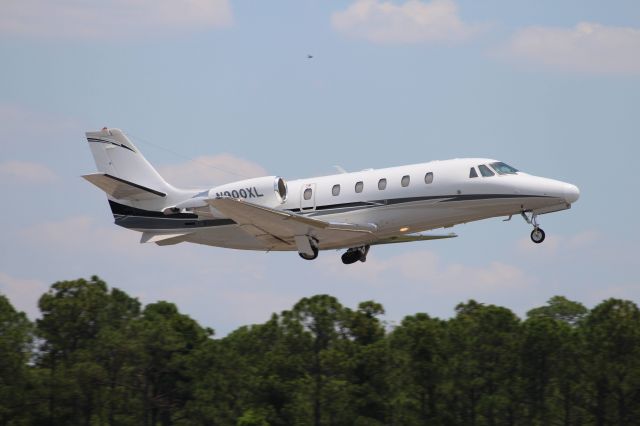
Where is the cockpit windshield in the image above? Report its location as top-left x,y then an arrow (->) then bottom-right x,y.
490,162 -> 518,175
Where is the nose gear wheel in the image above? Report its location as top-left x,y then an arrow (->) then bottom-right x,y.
531,228 -> 545,244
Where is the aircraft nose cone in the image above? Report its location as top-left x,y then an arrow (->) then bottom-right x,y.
563,183 -> 580,204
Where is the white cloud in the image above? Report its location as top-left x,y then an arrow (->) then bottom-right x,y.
159,154 -> 268,188
0,0 -> 233,40
0,103 -> 80,146
0,272 -> 48,319
317,249 -> 530,296
504,22 -> 640,75
0,161 -> 59,184
21,216 -> 146,255
516,229 -> 600,257
216,289 -> 297,325
332,0 -> 481,44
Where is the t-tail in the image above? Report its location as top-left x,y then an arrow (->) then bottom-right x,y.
83,128 -> 197,217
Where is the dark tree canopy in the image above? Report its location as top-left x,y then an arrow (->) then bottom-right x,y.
526,295 -> 588,326
1,277 -> 639,426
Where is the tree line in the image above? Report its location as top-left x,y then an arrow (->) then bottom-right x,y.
1,276 -> 639,426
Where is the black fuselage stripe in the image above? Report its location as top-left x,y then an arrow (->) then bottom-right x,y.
289,194 -> 548,214
87,138 -> 136,153
110,194 -> 553,230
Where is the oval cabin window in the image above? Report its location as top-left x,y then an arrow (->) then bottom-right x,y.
401,175 -> 410,187
424,172 -> 433,184
355,181 -> 364,193
303,188 -> 312,200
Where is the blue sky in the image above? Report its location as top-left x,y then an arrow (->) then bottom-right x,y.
1,0 -> 638,335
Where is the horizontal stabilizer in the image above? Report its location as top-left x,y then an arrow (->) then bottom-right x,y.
373,233 -> 457,246
140,232 -> 192,246
83,173 -> 166,201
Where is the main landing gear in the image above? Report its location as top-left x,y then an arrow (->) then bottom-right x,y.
298,246 -> 318,260
298,237 -> 319,260
341,245 -> 370,265
521,211 -> 545,244
298,242 -> 371,264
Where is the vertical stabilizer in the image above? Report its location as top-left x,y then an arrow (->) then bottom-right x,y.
84,128 -> 194,212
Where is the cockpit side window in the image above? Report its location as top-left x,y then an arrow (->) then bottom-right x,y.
490,162 -> 518,175
469,167 -> 478,178
478,164 -> 495,177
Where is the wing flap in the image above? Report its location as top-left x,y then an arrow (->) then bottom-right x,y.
83,173 -> 166,201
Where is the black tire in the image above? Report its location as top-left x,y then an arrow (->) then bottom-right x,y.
299,246 -> 318,260
341,251 -> 361,265
531,228 -> 545,244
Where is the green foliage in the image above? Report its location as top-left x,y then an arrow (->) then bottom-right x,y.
0,294 -> 34,425
1,280 -> 639,426
527,295 -> 588,326
580,299 -> 640,424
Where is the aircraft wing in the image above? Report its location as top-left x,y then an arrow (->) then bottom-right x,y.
372,233 -> 457,246
207,198 -> 375,250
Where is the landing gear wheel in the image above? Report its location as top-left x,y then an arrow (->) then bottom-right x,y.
341,246 -> 370,265
530,228 -> 545,244
341,250 -> 360,265
359,245 -> 370,263
299,246 -> 319,260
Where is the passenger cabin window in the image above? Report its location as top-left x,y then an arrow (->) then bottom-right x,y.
355,181 -> 364,193
378,178 -> 387,190
401,175 -> 410,187
424,172 -> 433,184
490,162 -> 518,175
332,184 -> 340,196
469,167 -> 478,178
303,188 -> 312,200
478,164 -> 495,177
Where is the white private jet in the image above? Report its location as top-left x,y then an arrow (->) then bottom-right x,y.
83,128 -> 579,264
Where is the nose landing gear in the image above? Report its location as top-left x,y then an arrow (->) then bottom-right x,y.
521,211 -> 545,244
341,245 -> 370,264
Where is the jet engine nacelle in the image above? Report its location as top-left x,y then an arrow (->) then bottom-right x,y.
209,176 -> 288,208
163,176 -> 288,217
